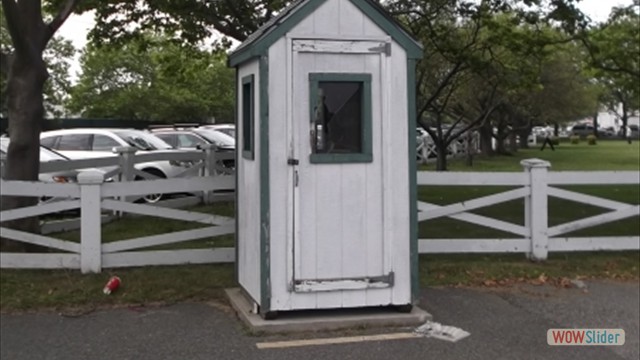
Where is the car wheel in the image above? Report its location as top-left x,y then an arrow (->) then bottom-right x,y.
135,169 -> 166,203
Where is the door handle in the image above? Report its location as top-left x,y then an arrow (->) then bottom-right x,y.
287,158 -> 299,166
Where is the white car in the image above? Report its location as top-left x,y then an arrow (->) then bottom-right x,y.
198,124 -> 235,139
0,137 -> 104,184
40,128 -> 195,202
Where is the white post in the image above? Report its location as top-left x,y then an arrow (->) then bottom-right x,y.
78,170 -> 104,274
421,136 -> 429,164
200,143 -> 218,204
521,158 -> 551,261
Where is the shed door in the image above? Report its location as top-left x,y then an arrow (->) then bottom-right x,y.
290,39 -> 393,293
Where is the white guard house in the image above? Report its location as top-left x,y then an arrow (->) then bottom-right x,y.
229,0 -> 423,318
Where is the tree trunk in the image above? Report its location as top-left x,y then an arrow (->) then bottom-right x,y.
465,131 -> 473,167
435,140 -> 448,171
509,131 -> 518,153
479,122 -> 494,156
593,111 -> 599,137
0,53 -> 49,252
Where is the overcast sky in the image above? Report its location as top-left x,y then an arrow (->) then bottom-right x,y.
56,0 -> 634,79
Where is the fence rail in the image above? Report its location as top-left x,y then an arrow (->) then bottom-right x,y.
1,157 -> 638,273
417,158 -> 640,259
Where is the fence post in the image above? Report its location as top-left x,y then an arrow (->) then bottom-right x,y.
114,146 -> 137,182
200,144 -> 218,204
114,146 -> 137,205
521,158 -> 551,261
78,170 -> 104,274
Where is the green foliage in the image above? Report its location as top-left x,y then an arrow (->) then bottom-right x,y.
570,135 -> 580,144
67,36 -> 235,122
584,3 -> 640,123
587,134 -> 597,145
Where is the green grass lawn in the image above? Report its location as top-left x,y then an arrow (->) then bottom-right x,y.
1,140 -> 638,313
421,140 -> 640,171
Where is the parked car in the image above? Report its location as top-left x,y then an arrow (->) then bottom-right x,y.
40,128 -> 195,202
198,124 -> 235,139
0,137 -> 103,184
150,128 -> 235,169
570,124 -> 595,138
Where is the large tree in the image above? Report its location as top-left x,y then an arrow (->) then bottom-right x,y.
67,36 -> 234,122
583,2 -> 640,138
0,0 -> 78,250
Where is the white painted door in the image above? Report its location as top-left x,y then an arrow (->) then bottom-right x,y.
290,40 -> 392,295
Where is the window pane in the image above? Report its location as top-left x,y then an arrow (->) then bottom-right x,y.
92,134 -> 121,151
242,75 -> 254,159
314,81 -> 362,154
58,135 -> 91,150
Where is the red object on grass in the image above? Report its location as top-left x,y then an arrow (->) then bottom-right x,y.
103,276 -> 121,295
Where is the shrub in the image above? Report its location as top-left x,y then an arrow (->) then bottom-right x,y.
587,134 -> 597,145
550,137 -> 560,146
570,135 -> 580,144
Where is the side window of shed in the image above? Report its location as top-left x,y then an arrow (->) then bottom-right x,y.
242,74 -> 255,160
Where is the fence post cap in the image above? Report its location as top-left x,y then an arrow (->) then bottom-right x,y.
77,170 -> 105,184
520,158 -> 551,169
112,146 -> 137,154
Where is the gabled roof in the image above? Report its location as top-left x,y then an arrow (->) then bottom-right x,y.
228,0 -> 423,67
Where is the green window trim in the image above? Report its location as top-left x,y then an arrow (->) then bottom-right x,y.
308,73 -> 373,164
242,74 -> 255,160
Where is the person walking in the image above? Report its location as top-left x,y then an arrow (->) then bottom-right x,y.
540,132 -> 555,151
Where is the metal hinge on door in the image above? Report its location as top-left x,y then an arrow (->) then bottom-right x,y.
294,170 -> 299,187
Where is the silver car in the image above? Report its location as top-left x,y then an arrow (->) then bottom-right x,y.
40,128 -> 196,202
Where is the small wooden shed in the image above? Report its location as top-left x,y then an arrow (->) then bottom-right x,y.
229,0 -> 422,318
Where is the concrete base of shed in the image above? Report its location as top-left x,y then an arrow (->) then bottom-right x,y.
225,288 -> 432,334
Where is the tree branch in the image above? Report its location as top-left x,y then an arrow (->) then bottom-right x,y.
45,0 -> 82,46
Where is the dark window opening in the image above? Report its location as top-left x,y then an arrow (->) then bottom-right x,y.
242,74 -> 255,160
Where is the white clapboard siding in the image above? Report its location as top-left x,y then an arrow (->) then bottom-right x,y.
101,176 -> 234,197
292,39 -> 389,54
0,200 -> 80,222
101,199 -> 233,225
102,225 -> 234,253
0,253 -> 80,269
0,227 -> 80,253
0,180 -> 79,198
419,239 -> 530,253
102,248 -> 235,268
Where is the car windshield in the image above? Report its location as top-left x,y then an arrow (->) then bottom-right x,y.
113,130 -> 173,150
216,128 -> 235,138
194,129 -> 235,147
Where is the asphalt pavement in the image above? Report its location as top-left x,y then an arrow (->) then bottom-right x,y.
1,280 -> 638,360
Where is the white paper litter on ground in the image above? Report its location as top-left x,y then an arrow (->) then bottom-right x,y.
414,320 -> 471,342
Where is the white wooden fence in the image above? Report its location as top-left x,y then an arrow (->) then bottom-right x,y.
417,159 -> 640,260
1,157 -> 638,272
1,147 -> 236,273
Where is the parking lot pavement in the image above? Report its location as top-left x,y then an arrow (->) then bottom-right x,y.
1,280 -> 637,360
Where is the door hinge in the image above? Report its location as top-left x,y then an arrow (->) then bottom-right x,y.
287,158 -> 299,165
294,170 -> 299,187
